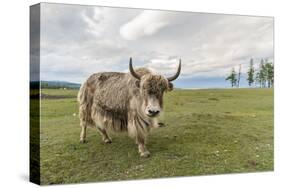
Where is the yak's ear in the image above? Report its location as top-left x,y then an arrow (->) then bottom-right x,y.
167,82 -> 173,91
135,80 -> 140,88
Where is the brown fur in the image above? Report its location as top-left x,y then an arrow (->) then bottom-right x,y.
78,67 -> 174,157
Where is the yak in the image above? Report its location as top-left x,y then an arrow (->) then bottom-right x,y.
77,58 -> 181,157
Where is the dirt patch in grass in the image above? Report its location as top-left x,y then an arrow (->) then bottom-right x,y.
41,93 -> 76,99
208,97 -> 219,101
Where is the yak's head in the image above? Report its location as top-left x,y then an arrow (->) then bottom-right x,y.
129,57 -> 181,118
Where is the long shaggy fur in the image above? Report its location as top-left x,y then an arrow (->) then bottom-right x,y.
78,69 -> 158,138
78,67 -> 173,153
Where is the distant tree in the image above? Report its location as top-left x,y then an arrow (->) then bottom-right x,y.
247,58 -> 255,87
271,63 -> 274,87
255,59 -> 264,88
259,59 -> 267,88
237,64 -> 242,88
264,60 -> 274,88
226,67 -> 237,87
41,82 -> 49,88
254,59 -> 274,88
255,72 -> 261,88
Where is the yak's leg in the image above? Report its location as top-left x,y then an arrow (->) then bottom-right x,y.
97,127 -> 112,144
136,135 -> 150,157
128,113 -> 150,157
80,121 -> 87,143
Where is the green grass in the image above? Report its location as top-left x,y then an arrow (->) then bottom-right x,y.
39,88 -> 273,184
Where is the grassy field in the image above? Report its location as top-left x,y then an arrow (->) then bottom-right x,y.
38,88 -> 273,185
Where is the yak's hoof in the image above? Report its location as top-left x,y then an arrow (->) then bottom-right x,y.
104,138 -> 112,144
158,122 -> 165,127
140,151 -> 150,158
80,139 -> 87,143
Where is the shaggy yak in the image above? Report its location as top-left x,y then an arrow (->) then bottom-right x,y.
78,58 -> 181,157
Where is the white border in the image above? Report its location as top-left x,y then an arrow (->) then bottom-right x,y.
0,0 -> 279,188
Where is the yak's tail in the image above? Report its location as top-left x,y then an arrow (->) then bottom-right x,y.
77,82 -> 94,125
77,82 -> 88,105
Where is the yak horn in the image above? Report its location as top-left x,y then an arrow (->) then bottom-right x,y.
167,59 -> 181,81
129,57 -> 141,80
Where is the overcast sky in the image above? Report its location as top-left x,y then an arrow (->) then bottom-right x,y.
39,3 -> 273,88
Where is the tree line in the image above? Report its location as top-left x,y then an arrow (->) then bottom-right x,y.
225,58 -> 274,88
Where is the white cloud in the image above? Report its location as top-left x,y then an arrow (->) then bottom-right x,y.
143,56 -> 181,76
120,10 -> 174,40
81,9 -> 104,37
39,3 -> 273,88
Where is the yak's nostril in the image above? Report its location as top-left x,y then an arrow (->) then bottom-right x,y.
154,110 -> 160,115
148,110 -> 160,116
